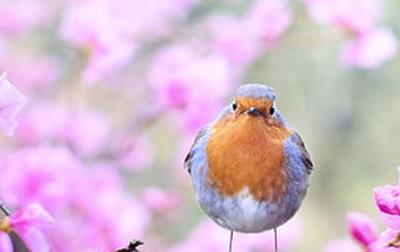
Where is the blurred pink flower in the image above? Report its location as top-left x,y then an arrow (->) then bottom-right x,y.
59,1 -> 136,84
340,28 -> 398,69
141,187 -> 181,215
0,203 -> 55,252
303,0 -> 382,34
64,165 -> 150,251
324,238 -> 359,252
113,135 -> 153,172
347,212 -> 379,247
169,218 -> 301,252
10,203 -> 55,228
368,229 -> 400,252
206,15 -> 260,67
149,45 -> 233,133
63,109 -> 110,156
0,73 -> 27,136
0,56 -> 59,93
16,103 -> 110,156
60,0 -> 197,84
105,0 -> 197,39
16,102 -> 70,144
374,185 -> 400,216
0,145 -> 83,208
378,212 -> 400,230
9,204 -> 55,252
245,0 -> 292,46
0,146 -> 150,251
0,0 -> 53,35
0,232 -> 12,252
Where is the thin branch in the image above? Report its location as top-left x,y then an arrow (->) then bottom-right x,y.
0,200 -> 11,216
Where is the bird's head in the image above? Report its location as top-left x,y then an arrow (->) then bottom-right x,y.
227,84 -> 285,127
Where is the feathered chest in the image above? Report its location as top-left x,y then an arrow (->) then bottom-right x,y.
206,115 -> 291,202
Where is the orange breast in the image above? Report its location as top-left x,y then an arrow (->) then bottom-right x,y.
206,114 -> 291,202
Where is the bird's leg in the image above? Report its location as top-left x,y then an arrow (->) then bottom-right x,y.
228,230 -> 234,252
274,228 -> 278,252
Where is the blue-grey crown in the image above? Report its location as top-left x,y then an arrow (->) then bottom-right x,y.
235,83 -> 276,101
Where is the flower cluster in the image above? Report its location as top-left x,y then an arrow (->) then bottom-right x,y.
0,203 -> 55,252
304,0 -> 398,68
325,168 -> 400,252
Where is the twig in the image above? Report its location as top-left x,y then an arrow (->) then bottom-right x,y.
0,200 -> 11,216
114,240 -> 144,252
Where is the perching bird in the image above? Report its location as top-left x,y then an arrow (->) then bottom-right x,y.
184,84 -> 313,252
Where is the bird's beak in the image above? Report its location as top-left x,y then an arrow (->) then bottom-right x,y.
247,107 -> 262,116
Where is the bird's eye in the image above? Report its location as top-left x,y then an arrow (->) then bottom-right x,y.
269,107 -> 275,115
231,101 -> 237,111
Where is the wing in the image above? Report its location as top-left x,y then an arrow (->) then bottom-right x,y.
290,132 -> 313,174
184,127 -> 208,175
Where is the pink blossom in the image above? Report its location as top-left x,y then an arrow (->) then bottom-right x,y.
324,239 -> 359,252
64,165 -> 150,251
141,187 -> 181,215
16,103 -> 109,156
16,102 -> 70,144
60,0 -> 197,84
303,0 -> 382,34
169,218 -> 301,252
0,0 -> 53,35
378,212 -> 400,231
0,203 -> 55,252
368,229 -> 400,252
205,15 -> 260,66
340,28 -> 398,69
104,0 -> 197,39
59,1 -> 136,84
245,0 -> 292,46
0,146 -> 150,251
0,56 -> 59,92
0,73 -> 27,136
374,185 -> 400,216
0,232 -> 12,252
9,204 -> 54,252
63,109 -> 110,156
149,45 -> 233,133
10,203 -> 55,227
0,145 -> 84,208
347,212 -> 379,246
113,135 -> 153,172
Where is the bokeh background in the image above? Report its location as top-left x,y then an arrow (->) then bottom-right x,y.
0,0 -> 399,251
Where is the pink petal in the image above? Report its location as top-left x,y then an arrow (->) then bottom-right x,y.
347,212 -> 379,246
149,45 -> 233,133
0,0 -> 53,35
378,212 -> 400,230
374,185 -> 400,216
13,226 -> 50,252
141,187 -> 181,214
206,15 -> 260,66
62,109 -> 110,156
340,27 -> 398,69
245,0 -> 292,46
368,229 -> 400,252
0,73 -> 27,136
59,2 -> 136,84
10,203 -> 55,228
0,232 -> 13,252
303,0 -> 381,34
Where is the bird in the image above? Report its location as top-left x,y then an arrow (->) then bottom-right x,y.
184,83 -> 313,252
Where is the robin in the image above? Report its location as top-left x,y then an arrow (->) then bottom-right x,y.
184,84 -> 313,252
